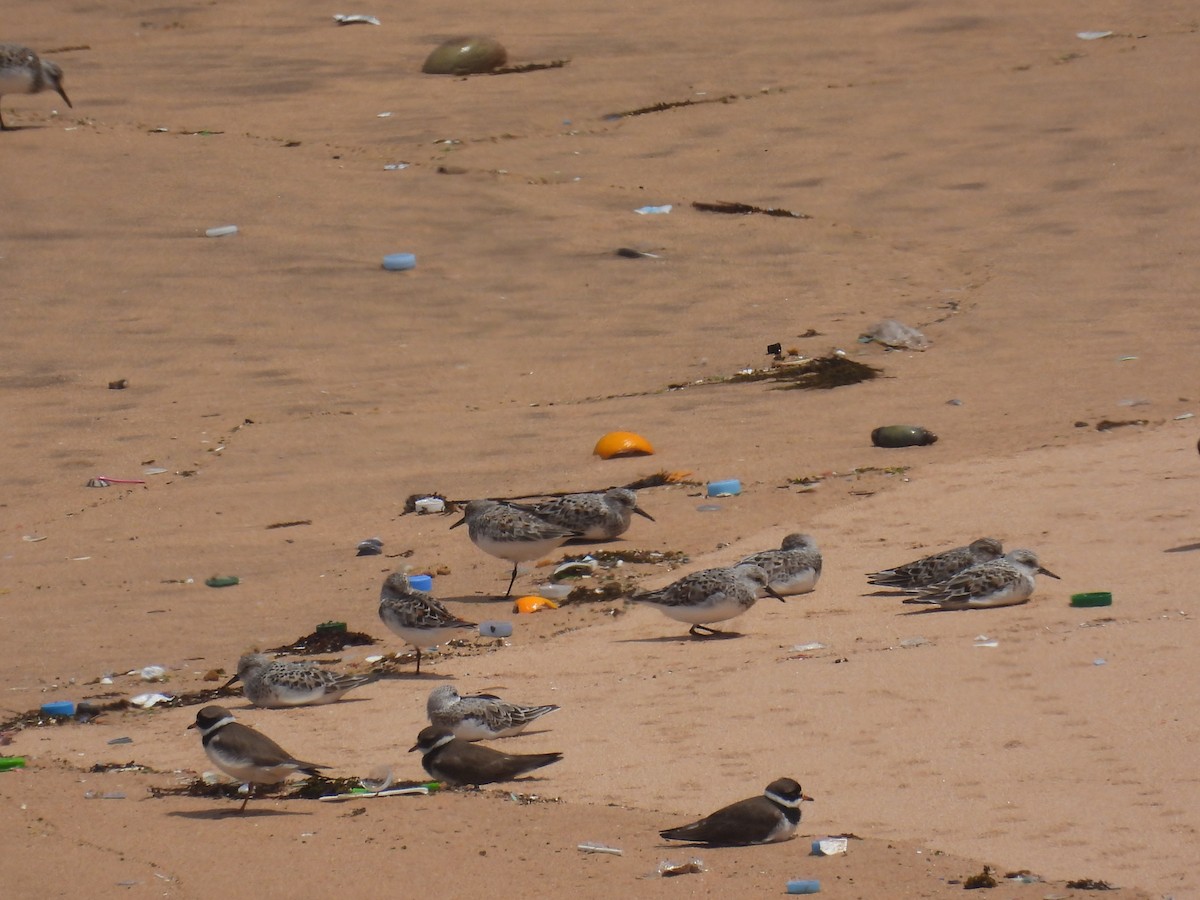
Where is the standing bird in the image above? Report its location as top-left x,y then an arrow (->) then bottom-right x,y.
660,778 -> 813,846
522,488 -> 654,540
738,533 -> 822,597
0,44 -> 72,130
867,537 -> 1004,589
223,653 -> 380,708
426,684 -> 559,741
409,726 -> 562,785
378,572 -> 477,674
188,705 -> 329,812
903,548 -> 1060,609
629,564 -> 785,637
451,499 -> 581,598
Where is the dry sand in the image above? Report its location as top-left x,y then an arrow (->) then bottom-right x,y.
3,0 -> 1198,896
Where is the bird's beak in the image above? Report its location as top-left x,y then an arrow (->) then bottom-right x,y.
1038,566 -> 1061,580
408,742 -> 420,753
802,793 -> 814,802
56,85 -> 72,108
221,673 -> 241,689
186,721 -> 197,730
766,586 -> 787,602
449,516 -> 466,530
633,506 -> 655,522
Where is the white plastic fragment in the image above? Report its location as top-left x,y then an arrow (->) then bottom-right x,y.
577,842 -> 623,855
130,692 -> 173,708
414,497 -> 446,514
634,205 -> 672,215
140,665 -> 167,681
1076,31 -> 1113,40
205,225 -> 238,237
333,14 -> 381,25
791,642 -> 827,652
862,319 -> 930,351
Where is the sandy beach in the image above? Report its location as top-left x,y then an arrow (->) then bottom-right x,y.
2,0 -> 1197,896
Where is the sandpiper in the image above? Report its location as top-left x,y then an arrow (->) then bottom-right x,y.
426,684 -> 559,741
868,537 -> 1004,589
451,499 -> 581,597
224,653 -> 379,708
0,44 -> 72,130
738,533 -> 822,596
523,488 -> 654,540
378,572 -> 476,673
903,548 -> 1060,609
630,564 -> 785,637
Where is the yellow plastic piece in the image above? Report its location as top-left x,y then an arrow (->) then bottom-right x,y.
593,431 -> 655,459
513,596 -> 560,614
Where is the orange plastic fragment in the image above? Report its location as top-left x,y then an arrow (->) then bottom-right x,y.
513,596 -> 560,614
593,431 -> 655,459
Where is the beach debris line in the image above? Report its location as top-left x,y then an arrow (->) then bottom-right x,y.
692,200 -> 810,219
266,623 -> 378,655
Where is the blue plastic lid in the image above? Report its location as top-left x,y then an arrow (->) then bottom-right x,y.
407,574 -> 433,592
41,701 -> 76,717
382,253 -> 417,271
706,479 -> 742,497
786,880 -> 821,895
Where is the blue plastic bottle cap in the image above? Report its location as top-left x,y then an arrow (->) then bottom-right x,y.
786,880 -> 821,894
706,479 -> 742,497
479,621 -> 513,638
41,701 -> 76,717
382,253 -> 417,271
407,574 -> 433,592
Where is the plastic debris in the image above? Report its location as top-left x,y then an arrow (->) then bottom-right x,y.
479,621 -> 514,638
1093,658 -> 1107,666
107,736 -> 133,745
382,253 -> 417,271
0,757 -> 27,771
1076,30 -> 1113,40
383,162 -> 410,170
898,636 -> 930,648
536,583 -> 572,601
333,14 -> 381,25
408,574 -> 433,592
356,537 -> 384,556
129,693 -> 173,709
811,837 -> 848,856
205,225 -> 238,237
205,576 -> 239,588
706,479 -> 742,497
634,205 -> 672,215
658,858 -> 705,877
973,635 -> 998,648
553,558 -> 597,579
577,842 -> 623,855
791,642 -> 827,653
871,425 -> 938,448
514,596 -> 559,614
139,665 -> 167,682
861,319 -> 930,351
413,497 -> 446,514
786,880 -> 821,894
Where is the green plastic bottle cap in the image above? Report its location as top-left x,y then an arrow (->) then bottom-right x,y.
1071,592 -> 1112,608
205,576 -> 240,588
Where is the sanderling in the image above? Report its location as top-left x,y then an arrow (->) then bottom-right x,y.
378,572 -> 477,673
408,725 -> 562,785
450,499 -> 581,597
522,487 -> 654,540
630,564 -> 784,637
867,537 -> 1004,589
903,548 -> 1060,609
0,44 -> 72,130
738,533 -> 822,596
224,653 -> 379,708
426,684 -> 559,741
188,705 -> 329,812
659,778 -> 813,846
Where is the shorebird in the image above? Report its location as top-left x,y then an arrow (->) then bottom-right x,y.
188,705 -> 329,812
426,684 -> 559,741
0,44 -> 72,130
902,548 -> 1060,609
630,564 -> 785,637
378,572 -> 476,674
868,537 -> 1004,589
738,533 -> 822,596
451,499 -> 581,597
408,726 -> 562,785
522,488 -> 654,540
660,778 -> 813,846
224,653 -> 379,708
